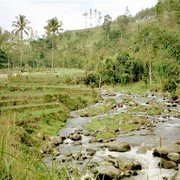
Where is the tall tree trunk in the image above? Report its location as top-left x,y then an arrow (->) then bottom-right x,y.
149,59 -> 152,84
99,74 -> 102,89
51,36 -> 54,69
20,31 -> 23,70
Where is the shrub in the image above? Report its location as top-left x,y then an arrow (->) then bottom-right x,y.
84,71 -> 100,87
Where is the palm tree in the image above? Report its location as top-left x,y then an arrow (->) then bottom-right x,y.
44,17 -> 63,69
12,15 -> 31,69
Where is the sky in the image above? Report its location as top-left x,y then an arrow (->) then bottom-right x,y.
0,0 -> 157,37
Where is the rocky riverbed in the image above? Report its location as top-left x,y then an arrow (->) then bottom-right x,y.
42,89 -> 180,179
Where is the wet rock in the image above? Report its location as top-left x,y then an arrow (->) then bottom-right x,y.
42,142 -> 54,154
153,147 -> 168,158
132,171 -> 138,176
81,155 -> 88,160
70,133 -> 82,141
108,90 -> 116,96
73,141 -> 82,146
158,159 -> 178,169
123,161 -> 142,171
96,162 -> 120,179
124,170 -> 131,177
52,149 -> 61,157
104,142 -> 131,152
166,145 -> 180,154
167,152 -> 180,163
56,155 -> 71,162
140,133 -> 148,136
109,158 -> 142,173
74,129 -> 83,134
37,132 -> 46,140
65,152 -> 72,157
129,101 -> 136,106
73,152 -> 82,160
86,148 -> 96,156
49,136 -> 63,145
84,132 -> 91,136
176,140 -> 180,145
162,177 -> 168,180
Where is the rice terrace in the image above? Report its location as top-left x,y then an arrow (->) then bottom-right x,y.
0,0 -> 179,179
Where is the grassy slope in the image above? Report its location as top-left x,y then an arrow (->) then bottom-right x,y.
0,69 -> 99,179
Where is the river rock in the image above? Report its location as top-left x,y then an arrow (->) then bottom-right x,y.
56,155 -> 71,162
176,140 -> 180,145
167,152 -> 180,163
70,133 -> 82,141
42,142 -> 54,154
116,159 -> 142,171
104,142 -> 131,152
86,148 -> 96,156
96,162 -> 120,179
153,147 -> 168,158
49,136 -> 63,145
158,159 -> 178,169
73,141 -> 82,146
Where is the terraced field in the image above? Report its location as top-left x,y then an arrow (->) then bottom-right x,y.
0,69 -> 99,179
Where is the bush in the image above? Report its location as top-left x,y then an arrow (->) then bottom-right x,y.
163,79 -> 177,92
84,71 -> 100,87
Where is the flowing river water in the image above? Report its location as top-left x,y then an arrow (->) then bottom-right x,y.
44,89 -> 180,180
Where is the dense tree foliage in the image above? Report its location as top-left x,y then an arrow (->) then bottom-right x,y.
0,0 -> 179,97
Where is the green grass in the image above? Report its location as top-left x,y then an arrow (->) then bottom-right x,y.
79,98 -> 116,117
114,81 -> 148,95
0,68 -> 99,179
86,113 -> 143,140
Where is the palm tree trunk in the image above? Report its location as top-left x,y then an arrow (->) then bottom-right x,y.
51,37 -> 54,69
20,31 -> 23,70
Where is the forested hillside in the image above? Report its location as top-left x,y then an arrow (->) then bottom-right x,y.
0,0 -> 179,97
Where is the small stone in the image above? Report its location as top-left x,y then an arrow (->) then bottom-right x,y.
70,133 -> 82,141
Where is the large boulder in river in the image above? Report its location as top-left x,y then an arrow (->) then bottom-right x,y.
109,158 -> 142,171
103,142 -> 131,152
153,147 -> 168,158
167,152 -> 180,163
153,145 -> 180,158
158,159 -> 178,169
95,162 -> 120,180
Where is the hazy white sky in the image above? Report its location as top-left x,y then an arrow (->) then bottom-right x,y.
0,0 -> 157,36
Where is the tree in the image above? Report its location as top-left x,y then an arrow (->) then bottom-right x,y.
98,11 -> 102,26
0,49 -> 7,68
89,9 -> 93,27
116,15 -> 130,39
83,12 -> 88,28
44,17 -> 63,69
12,15 -> 31,69
102,15 -> 112,42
